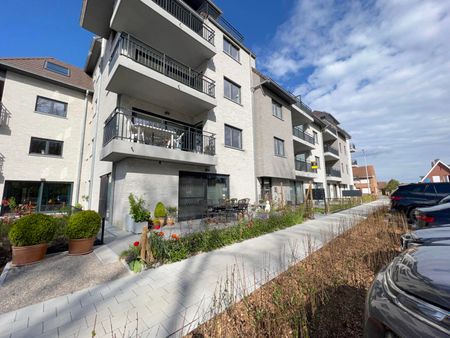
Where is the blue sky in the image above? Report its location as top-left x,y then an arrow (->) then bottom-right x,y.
2,0 -> 450,182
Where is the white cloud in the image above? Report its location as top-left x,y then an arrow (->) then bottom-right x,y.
260,0 -> 450,182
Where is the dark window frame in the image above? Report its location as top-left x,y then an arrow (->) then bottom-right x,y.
224,77 -> 241,104
223,37 -> 240,62
274,137 -> 285,157
224,124 -> 243,150
29,137 -> 64,156
35,96 -> 68,118
44,61 -> 70,76
272,100 -> 283,120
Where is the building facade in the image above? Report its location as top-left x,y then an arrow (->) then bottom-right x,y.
352,165 -> 378,195
420,159 -> 450,183
0,57 -> 93,214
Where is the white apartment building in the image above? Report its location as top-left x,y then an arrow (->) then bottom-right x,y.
80,0 -> 257,227
0,57 -> 93,214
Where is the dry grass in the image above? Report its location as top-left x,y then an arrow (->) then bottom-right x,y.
187,208 -> 408,338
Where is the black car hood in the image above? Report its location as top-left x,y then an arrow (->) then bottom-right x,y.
418,202 -> 450,213
392,246 -> 450,310
412,226 -> 450,242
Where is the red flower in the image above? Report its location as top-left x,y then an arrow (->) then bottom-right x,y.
171,234 -> 180,240
133,241 -> 140,247
157,231 -> 165,237
1,199 -> 9,207
154,225 -> 161,230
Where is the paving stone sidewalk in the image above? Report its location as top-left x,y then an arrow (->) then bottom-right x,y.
0,200 -> 387,338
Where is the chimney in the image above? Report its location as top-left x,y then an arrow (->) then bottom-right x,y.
431,159 -> 440,167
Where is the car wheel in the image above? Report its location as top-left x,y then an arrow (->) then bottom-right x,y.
406,208 -> 416,223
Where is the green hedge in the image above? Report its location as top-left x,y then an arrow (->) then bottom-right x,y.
150,207 -> 304,263
154,202 -> 167,218
65,210 -> 101,240
8,214 -> 58,246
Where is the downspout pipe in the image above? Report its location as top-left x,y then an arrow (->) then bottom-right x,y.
74,89 -> 90,205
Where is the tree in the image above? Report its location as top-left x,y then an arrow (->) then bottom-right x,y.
385,179 -> 400,194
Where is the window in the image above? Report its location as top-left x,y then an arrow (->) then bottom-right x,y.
224,78 -> 241,104
223,38 -> 240,61
341,163 -> 344,171
44,61 -> 70,76
344,145 -> 347,153
346,164 -> 349,174
224,125 -> 242,149
315,156 -> 320,169
272,100 -> 283,119
274,137 -> 285,156
339,143 -> 342,152
313,131 -> 318,144
29,137 -> 63,156
35,96 -> 68,117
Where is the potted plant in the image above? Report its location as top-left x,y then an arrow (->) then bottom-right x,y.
127,194 -> 151,234
152,218 -> 161,230
154,202 -> 167,226
166,206 -> 177,226
65,210 -> 101,255
8,214 -> 58,266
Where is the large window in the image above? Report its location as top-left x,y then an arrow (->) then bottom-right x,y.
224,124 -> 242,149
29,137 -> 63,156
223,38 -> 240,61
272,100 -> 282,119
313,131 -> 318,144
274,137 -> 285,156
224,78 -> 241,104
35,96 -> 68,117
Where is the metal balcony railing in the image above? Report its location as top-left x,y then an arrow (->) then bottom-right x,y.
295,160 -> 318,173
103,108 -> 216,156
326,125 -> 337,135
0,102 -> 9,127
293,127 -> 315,145
294,97 -> 313,115
112,34 -> 216,98
326,168 -> 342,178
324,144 -> 339,156
152,0 -> 215,45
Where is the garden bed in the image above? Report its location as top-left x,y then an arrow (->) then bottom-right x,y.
187,207 -> 407,338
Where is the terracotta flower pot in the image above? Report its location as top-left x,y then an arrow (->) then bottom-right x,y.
12,244 -> 48,266
68,237 -> 95,256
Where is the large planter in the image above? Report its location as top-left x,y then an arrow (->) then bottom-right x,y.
68,237 -> 95,255
126,215 -> 147,234
12,244 -> 48,266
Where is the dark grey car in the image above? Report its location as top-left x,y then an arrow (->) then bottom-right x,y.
401,226 -> 450,250
364,246 -> 450,337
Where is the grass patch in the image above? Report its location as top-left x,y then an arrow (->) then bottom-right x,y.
188,207 -> 407,338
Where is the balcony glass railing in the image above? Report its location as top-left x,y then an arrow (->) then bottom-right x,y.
111,34 -> 216,98
295,160 -> 318,173
103,108 -> 216,156
293,127 -> 315,145
326,168 -> 342,178
152,0 -> 215,45
324,144 -> 339,156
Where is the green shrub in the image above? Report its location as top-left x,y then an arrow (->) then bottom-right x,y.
128,194 -> 151,223
8,214 -> 58,246
65,210 -> 101,240
154,202 -> 167,218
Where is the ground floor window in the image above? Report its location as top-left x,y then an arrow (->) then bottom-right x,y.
178,172 -> 229,221
1,180 -> 72,215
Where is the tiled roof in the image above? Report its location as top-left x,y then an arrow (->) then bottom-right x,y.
0,57 -> 93,92
352,165 -> 376,178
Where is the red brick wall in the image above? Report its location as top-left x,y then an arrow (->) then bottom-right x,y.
426,163 -> 450,182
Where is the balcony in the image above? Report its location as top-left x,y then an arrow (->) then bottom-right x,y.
293,127 -> 315,150
326,168 -> 342,181
295,160 -> 318,179
350,143 -> 356,153
324,144 -> 340,161
101,108 -> 217,166
107,34 -> 216,114
110,0 -> 216,66
323,125 -> 338,141
0,102 -> 10,128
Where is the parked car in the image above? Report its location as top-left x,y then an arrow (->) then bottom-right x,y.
414,195 -> 450,228
364,245 -> 450,338
390,183 -> 450,221
401,225 -> 450,250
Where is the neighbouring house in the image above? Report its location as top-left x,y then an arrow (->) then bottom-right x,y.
0,57 -> 93,215
377,181 -> 387,195
353,165 -> 378,195
420,159 -> 450,183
